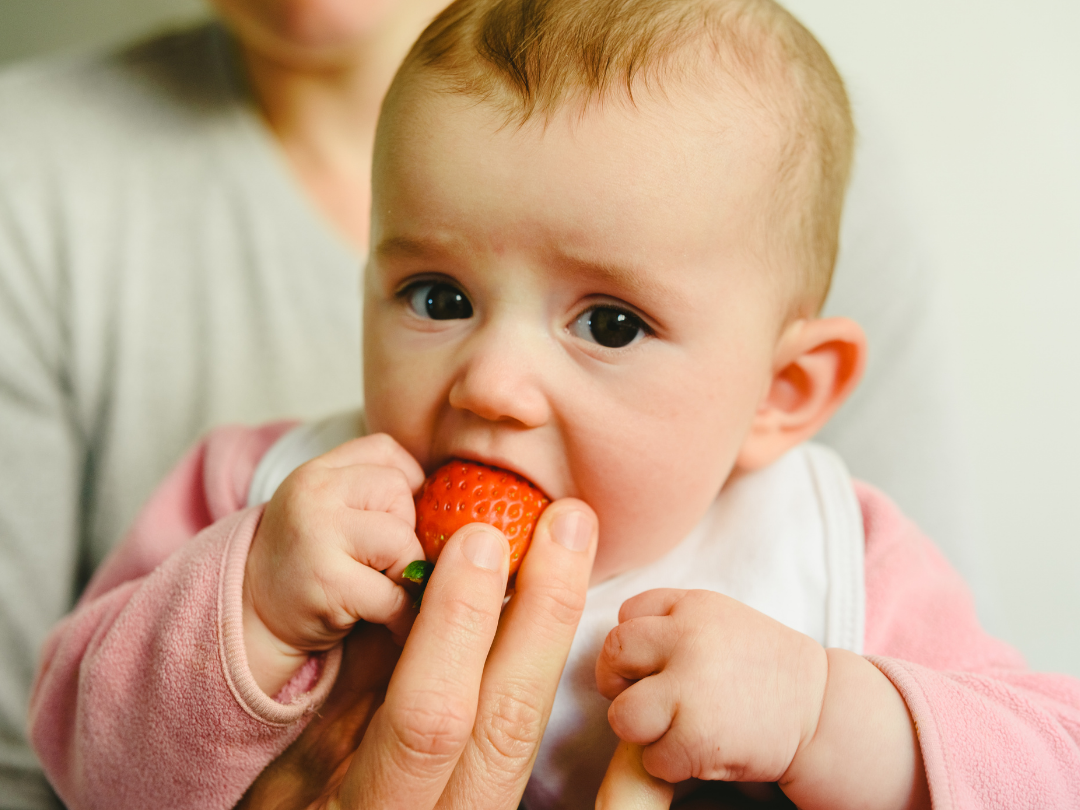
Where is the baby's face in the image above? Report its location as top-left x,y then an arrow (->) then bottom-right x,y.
365,88 -> 792,582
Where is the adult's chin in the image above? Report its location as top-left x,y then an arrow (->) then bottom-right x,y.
213,0 -> 398,70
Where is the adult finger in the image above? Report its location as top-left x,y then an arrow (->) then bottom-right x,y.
438,499 -> 598,810
595,741 -> 673,810
335,523 -> 511,810
595,615 -> 674,700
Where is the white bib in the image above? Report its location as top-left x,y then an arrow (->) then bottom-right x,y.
248,410 -> 865,810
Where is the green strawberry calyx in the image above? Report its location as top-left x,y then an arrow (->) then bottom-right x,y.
403,559 -> 435,607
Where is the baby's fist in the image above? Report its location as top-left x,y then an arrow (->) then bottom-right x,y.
244,434 -> 426,694
595,589 -> 828,786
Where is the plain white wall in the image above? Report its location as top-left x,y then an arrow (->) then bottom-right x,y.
2,1 -> 1078,677
783,0 -> 1080,678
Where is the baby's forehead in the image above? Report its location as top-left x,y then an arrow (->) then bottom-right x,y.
376,0 -> 852,314
373,94 -> 797,334
382,71 -> 792,185
377,79 -> 799,277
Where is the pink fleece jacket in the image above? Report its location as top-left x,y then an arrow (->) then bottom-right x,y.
28,424 -> 1080,809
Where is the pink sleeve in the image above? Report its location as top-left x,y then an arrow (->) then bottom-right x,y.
857,481 -> 1080,809
28,422 -> 343,810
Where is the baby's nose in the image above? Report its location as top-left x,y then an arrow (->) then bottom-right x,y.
448,331 -> 551,427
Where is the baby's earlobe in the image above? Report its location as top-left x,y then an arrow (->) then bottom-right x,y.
736,318 -> 866,471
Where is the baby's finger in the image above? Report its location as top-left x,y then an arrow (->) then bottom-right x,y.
333,509 -> 425,581
323,561 -> 417,641
607,676 -> 677,747
315,432 -> 426,492
618,589 -> 686,623
297,461 -> 418,526
639,723 -> 705,786
595,616 -> 674,700
437,499 -> 598,810
335,524 -> 510,810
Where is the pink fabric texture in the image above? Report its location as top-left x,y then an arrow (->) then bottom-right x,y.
28,428 -> 1080,809
856,481 -> 1080,808
29,422 -> 343,810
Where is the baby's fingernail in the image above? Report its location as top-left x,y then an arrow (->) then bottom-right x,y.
462,528 -> 505,571
552,510 -> 592,552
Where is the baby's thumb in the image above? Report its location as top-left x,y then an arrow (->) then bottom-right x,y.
595,741 -> 673,810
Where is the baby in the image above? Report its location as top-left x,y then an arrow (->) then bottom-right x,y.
30,0 -> 1080,808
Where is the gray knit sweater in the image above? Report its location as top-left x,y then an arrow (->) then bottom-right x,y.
0,24 -> 361,808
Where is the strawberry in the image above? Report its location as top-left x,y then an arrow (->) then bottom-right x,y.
403,460 -> 550,598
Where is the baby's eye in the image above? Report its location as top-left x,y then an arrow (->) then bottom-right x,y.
569,305 -> 650,349
403,280 -> 473,320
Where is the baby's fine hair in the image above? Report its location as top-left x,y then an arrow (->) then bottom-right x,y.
390,0 -> 854,313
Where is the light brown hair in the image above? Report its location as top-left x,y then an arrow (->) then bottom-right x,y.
389,0 -> 854,313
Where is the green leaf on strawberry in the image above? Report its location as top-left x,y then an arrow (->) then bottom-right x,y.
403,559 -> 434,584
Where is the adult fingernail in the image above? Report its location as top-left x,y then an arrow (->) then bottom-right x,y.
552,509 -> 592,552
462,528 -> 505,571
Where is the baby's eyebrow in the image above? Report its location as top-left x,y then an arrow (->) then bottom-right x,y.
375,235 -> 455,261
554,251 -> 686,307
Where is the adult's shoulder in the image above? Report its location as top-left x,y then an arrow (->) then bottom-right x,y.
0,22 -> 248,169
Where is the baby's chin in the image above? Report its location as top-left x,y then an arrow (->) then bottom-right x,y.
588,521 -> 688,585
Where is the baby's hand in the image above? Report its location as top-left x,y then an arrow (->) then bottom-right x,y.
595,589 -> 828,787
243,434 -> 426,695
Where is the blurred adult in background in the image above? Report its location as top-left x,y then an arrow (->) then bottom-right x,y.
0,0 -> 977,807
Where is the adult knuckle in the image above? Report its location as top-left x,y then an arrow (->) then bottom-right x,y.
388,690 -> 474,765
530,578 -> 587,629
439,593 -> 500,640
477,685 -> 546,764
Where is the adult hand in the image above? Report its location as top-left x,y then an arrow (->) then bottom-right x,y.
240,497 -> 598,810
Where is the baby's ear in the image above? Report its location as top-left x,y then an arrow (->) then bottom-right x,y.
735,317 -> 866,472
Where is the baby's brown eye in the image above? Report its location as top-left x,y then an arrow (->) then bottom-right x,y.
405,281 -> 473,320
571,306 -> 648,348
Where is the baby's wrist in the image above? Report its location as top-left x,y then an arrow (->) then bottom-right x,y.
790,638 -> 830,774
780,649 -> 929,810
242,580 -> 309,697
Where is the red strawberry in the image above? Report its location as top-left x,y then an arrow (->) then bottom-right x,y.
412,459 -> 550,581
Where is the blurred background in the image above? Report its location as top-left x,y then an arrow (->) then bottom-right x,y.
2,0 -> 1078,677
